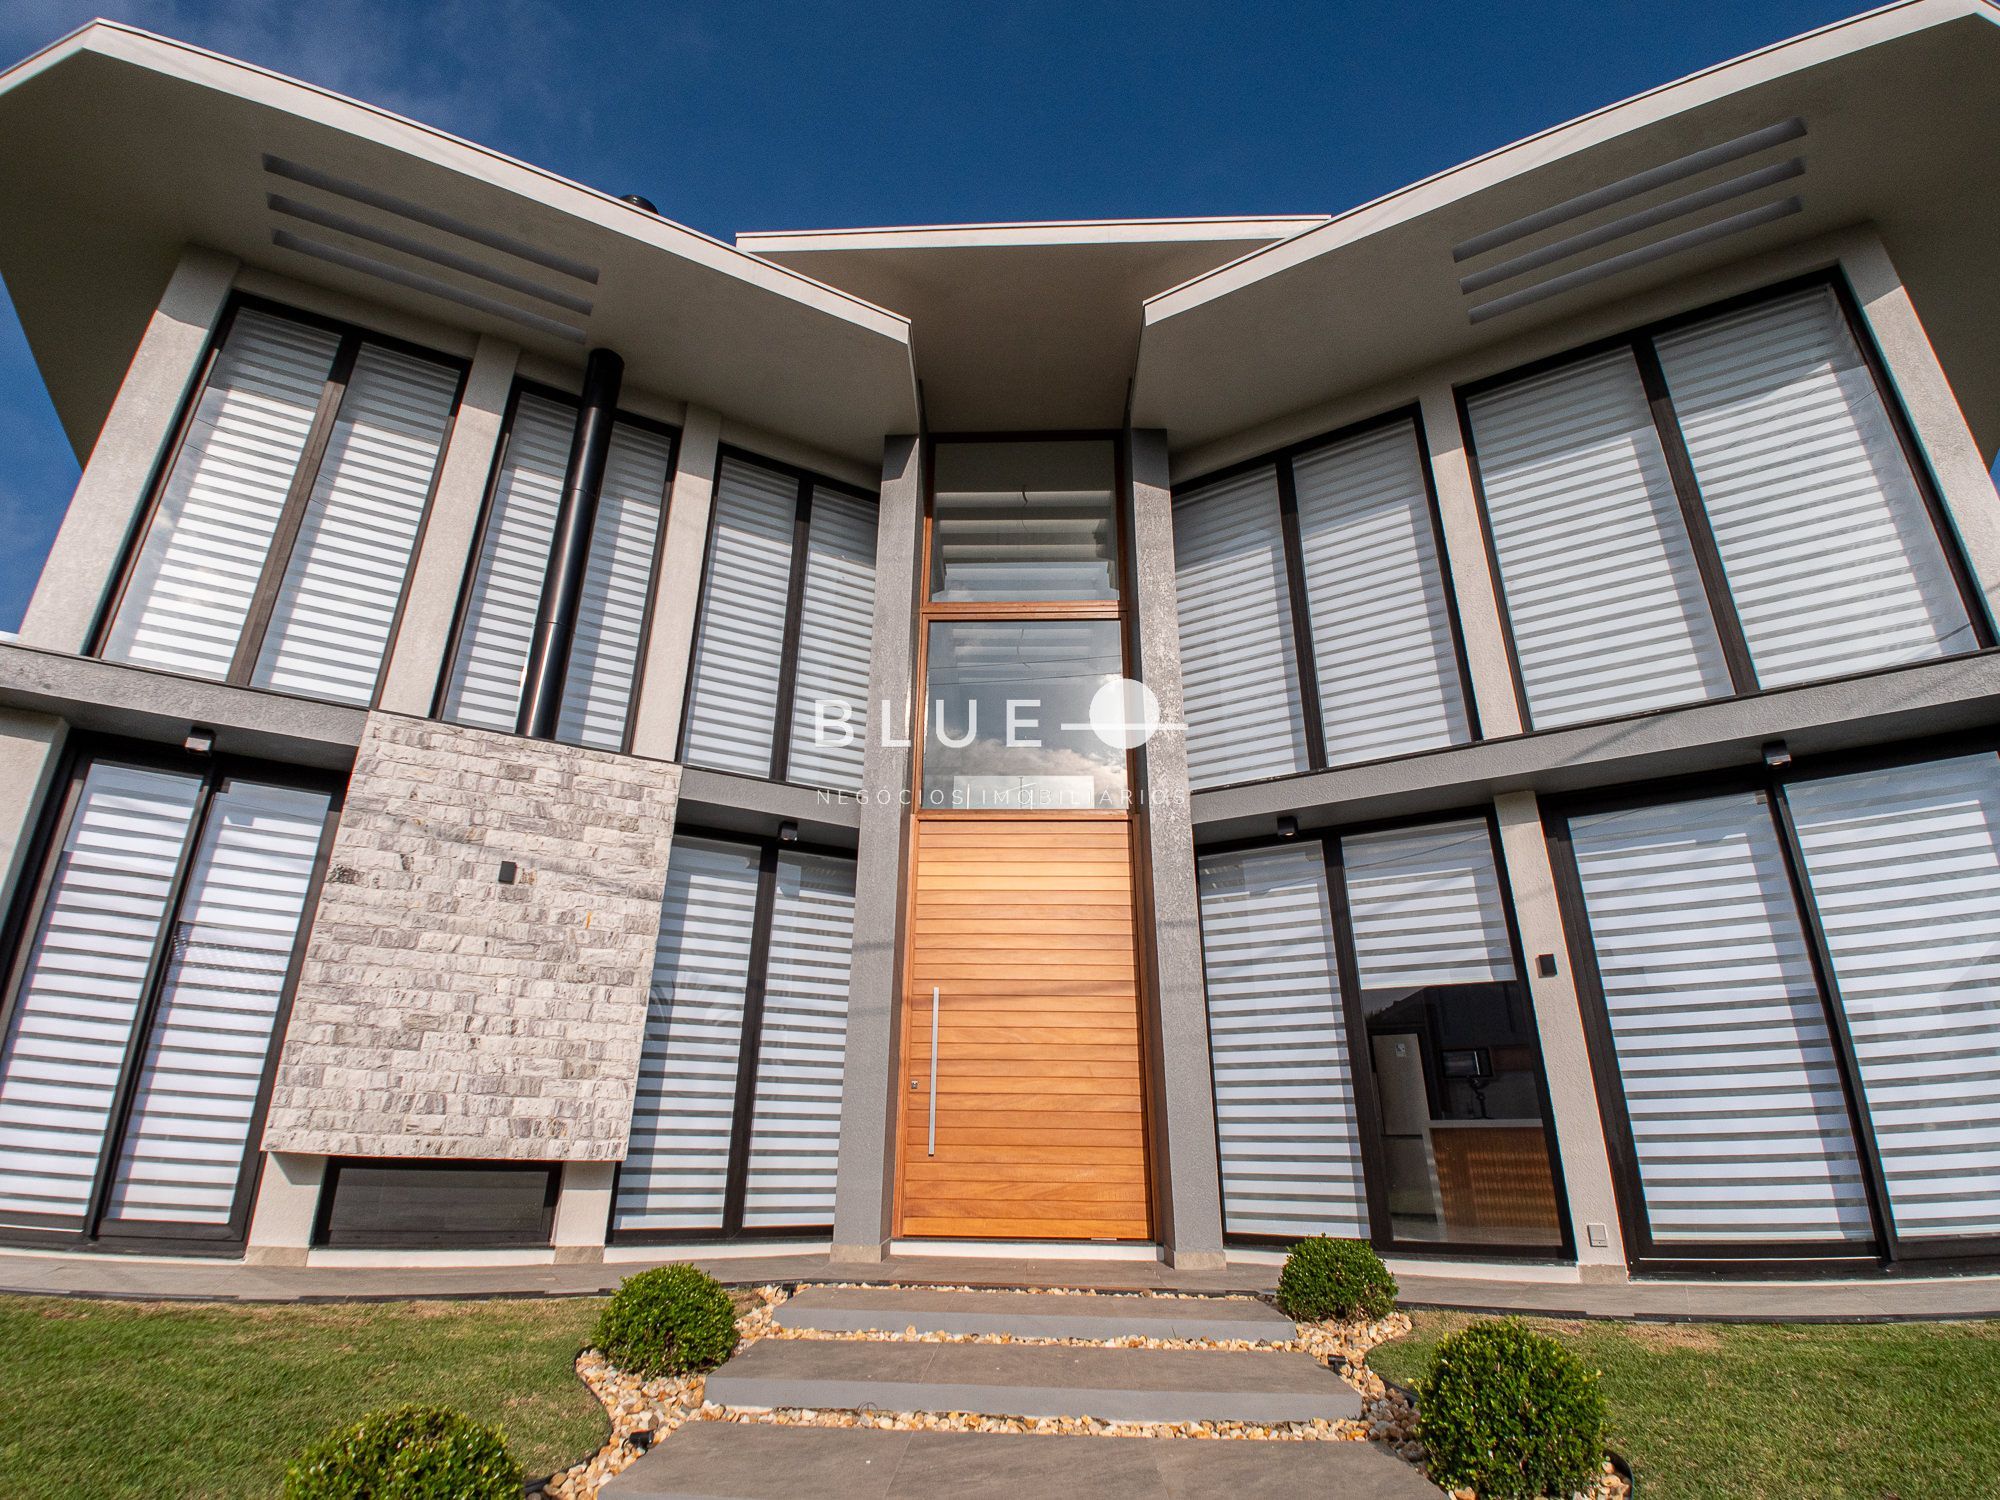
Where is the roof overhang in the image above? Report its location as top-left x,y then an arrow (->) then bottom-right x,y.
1133,0 -> 2000,462
739,217 -> 1328,430
0,23 -> 918,466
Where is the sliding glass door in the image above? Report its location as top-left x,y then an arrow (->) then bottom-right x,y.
1195,812 -> 1570,1258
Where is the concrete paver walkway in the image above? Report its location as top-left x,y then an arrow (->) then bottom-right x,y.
610,1285 -> 1424,1498
601,1422 -> 1441,1499
775,1286 -> 1297,1341
706,1338 -> 1360,1424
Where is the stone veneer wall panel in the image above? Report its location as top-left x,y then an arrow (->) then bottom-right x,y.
263,713 -> 680,1160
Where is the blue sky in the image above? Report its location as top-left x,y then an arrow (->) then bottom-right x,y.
1,0 -> 1988,627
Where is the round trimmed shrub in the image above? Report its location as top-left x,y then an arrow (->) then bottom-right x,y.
593,1262 -> 738,1377
282,1404 -> 521,1500
1414,1318 -> 1607,1500
1276,1235 -> 1398,1322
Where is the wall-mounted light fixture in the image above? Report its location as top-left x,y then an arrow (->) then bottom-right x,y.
1276,815 -> 1299,838
778,821 -> 799,844
183,726 -> 215,755
1762,739 -> 1793,770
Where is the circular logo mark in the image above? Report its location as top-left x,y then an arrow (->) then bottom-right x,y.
1088,677 -> 1162,751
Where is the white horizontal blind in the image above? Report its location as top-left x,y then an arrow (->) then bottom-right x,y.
103,780 -> 331,1227
1467,350 -> 1732,727
102,311 -> 339,679
614,838 -> 761,1234
253,345 -> 459,704
1655,286 -> 1973,688
438,393 -> 575,730
0,765 -> 202,1229
681,458 -> 798,776
785,489 -> 878,791
1787,754 -> 2000,1242
554,421 -> 673,749
1197,844 -> 1368,1239
1172,466 -> 1310,788
1294,420 -> 1471,766
1343,819 -> 1516,987
1568,793 -> 1873,1244
742,852 -> 856,1229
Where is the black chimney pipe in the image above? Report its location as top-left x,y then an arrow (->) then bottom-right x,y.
517,346 -> 623,739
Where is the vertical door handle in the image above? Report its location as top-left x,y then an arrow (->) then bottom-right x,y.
928,986 -> 940,1157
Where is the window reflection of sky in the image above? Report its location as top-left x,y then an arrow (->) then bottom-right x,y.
923,619 -> 1126,809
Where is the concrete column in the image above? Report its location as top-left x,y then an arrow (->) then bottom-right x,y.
244,1151 -> 326,1266
18,246 -> 239,654
1127,429 -> 1226,1269
552,1162 -> 615,1263
628,405 -> 722,760
831,435 -> 922,1263
0,710 -> 68,919
1490,789 -> 1627,1277
1841,233 -> 2000,626
376,334 -> 521,715
1417,383 -> 1524,738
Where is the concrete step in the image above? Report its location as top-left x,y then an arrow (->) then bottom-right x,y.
603,1421 -> 1442,1498
777,1286 -> 1296,1343
703,1337 -> 1360,1425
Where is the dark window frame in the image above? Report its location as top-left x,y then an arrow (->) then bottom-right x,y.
1168,406 -> 1482,791
1193,804 -> 1576,1263
674,446 -> 879,789
89,293 -> 472,710
0,732 -> 343,1256
1457,269 -> 1997,735
606,822 -> 859,1246
311,1159 -> 561,1249
430,377 -> 683,755
1542,729 -> 2000,1274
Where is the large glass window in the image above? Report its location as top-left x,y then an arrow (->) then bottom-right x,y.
1464,279 -> 1984,730
1197,843 -> 1367,1240
612,833 -> 856,1239
678,454 -> 879,790
921,619 -> 1127,810
1172,414 -> 1473,791
1339,819 -> 1564,1249
1786,754 -> 2000,1244
1553,745 -> 2000,1266
1194,814 -> 1567,1254
0,752 -> 335,1248
930,440 -> 1118,601
1565,793 -> 1872,1249
438,386 -> 677,751
101,302 -> 464,706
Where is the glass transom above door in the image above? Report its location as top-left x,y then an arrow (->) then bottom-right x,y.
922,619 -> 1127,810
930,440 -> 1119,601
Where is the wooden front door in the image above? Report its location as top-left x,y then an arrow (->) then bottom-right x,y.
896,813 -> 1151,1240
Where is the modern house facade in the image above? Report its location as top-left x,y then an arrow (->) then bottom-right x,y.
3,1 -> 2000,1284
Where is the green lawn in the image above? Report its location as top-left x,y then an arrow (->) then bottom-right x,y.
0,1294 -> 607,1498
1369,1311 -> 2000,1500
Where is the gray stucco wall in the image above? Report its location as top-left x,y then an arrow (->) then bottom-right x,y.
1126,428 -> 1226,1268
263,712 -> 680,1160
0,708 -> 67,921
19,246 -> 238,655
831,434 -> 923,1261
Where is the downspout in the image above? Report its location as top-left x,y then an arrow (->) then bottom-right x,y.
517,346 -> 624,739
